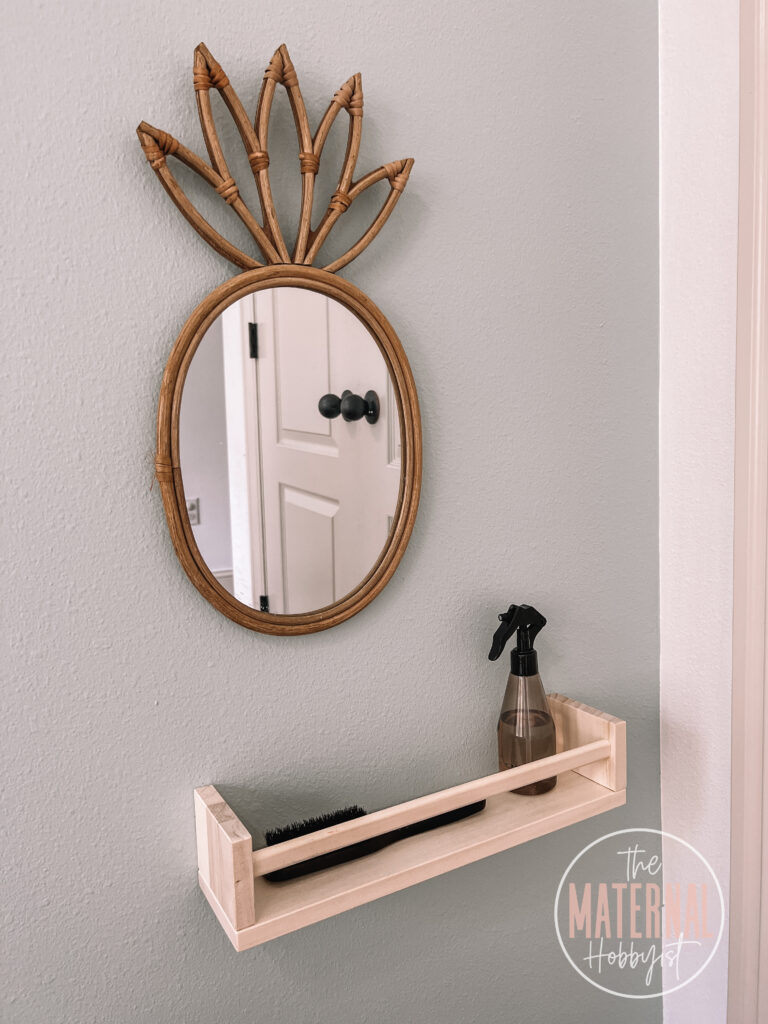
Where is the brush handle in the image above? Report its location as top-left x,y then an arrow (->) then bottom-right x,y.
264,801 -> 486,883
394,800 -> 487,840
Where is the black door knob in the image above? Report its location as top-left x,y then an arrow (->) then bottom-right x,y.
318,392 -> 343,419
318,390 -> 380,424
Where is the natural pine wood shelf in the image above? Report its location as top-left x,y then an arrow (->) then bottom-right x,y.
194,694 -> 626,950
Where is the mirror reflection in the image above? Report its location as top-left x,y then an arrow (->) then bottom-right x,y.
179,287 -> 402,615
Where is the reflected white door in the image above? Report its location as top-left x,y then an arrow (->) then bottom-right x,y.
222,288 -> 400,614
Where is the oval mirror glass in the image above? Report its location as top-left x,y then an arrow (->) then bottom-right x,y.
178,286 -> 402,615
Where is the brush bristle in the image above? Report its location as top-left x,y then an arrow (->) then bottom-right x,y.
264,805 -> 367,846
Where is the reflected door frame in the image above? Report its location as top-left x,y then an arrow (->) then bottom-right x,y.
221,293 -> 267,608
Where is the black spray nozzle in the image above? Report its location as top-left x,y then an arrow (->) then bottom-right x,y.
488,604 -> 546,676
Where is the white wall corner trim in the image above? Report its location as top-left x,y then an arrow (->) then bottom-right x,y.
659,0 -> 739,1021
728,0 -> 768,1020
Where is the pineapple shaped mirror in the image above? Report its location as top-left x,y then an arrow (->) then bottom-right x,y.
138,44 -> 421,635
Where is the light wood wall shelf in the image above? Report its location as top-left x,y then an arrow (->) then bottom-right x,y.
194,694 -> 626,950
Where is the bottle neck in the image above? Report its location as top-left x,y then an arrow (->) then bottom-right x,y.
511,647 -> 538,676
500,670 -> 548,718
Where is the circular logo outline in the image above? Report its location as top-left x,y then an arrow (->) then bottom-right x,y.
553,827 -> 724,999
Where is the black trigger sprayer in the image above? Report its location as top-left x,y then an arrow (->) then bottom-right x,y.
489,604 -> 557,795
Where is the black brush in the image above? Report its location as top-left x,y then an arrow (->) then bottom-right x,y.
263,800 -> 486,882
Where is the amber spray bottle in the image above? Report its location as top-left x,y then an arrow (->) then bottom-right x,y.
488,604 -> 557,795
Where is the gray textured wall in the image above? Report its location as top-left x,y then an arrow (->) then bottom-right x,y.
3,2 -> 659,1022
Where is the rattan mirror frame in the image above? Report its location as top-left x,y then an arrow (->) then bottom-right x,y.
155,267 -> 421,634
140,42 -> 421,634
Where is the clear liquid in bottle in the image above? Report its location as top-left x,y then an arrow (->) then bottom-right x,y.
498,707 -> 557,795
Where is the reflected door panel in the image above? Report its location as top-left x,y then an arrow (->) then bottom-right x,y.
281,486 -> 338,612
255,288 -> 400,613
